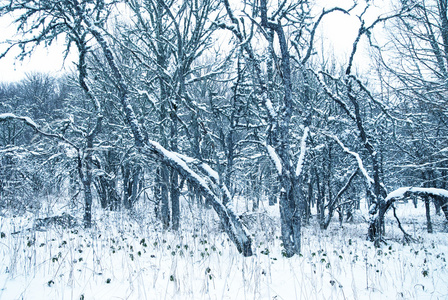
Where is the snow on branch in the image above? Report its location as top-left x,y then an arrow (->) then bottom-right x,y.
327,133 -> 374,187
200,163 -> 220,182
147,140 -> 210,189
174,152 -> 234,205
263,95 -> 277,120
295,127 -> 309,177
0,113 -> 78,149
265,143 -> 282,175
314,71 -> 356,121
385,187 -> 448,202
197,162 -> 232,205
142,140 -> 252,256
0,113 -> 38,129
173,152 -> 220,183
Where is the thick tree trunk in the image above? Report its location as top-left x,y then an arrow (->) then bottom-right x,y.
170,168 -> 180,230
80,136 -> 94,228
155,165 -> 170,229
425,196 -> 433,233
369,199 -> 388,247
82,179 -> 93,228
260,0 -> 302,256
278,175 -> 301,257
170,111 -> 180,230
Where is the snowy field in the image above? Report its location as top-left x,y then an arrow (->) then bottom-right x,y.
0,199 -> 447,300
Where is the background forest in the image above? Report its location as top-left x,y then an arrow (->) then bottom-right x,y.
1,0 -> 448,298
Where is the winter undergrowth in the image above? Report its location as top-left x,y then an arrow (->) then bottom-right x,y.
0,197 -> 447,300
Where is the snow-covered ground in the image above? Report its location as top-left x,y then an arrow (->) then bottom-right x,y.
0,198 -> 447,300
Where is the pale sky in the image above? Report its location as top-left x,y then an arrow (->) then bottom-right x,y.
0,43 -> 74,83
0,14 -> 76,83
0,0 -> 391,83
316,0 -> 392,68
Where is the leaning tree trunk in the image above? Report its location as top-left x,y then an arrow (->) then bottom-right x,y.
84,13 -> 252,256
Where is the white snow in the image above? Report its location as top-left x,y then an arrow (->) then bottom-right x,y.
136,89 -> 157,106
171,153 -> 220,183
295,126 -> 309,177
0,165 -> 445,300
200,163 -> 219,182
266,144 -> 282,175
147,140 -> 210,190
1,202 -> 447,300
22,116 -> 38,128
263,94 -> 277,120
331,134 -> 374,186
385,187 -> 448,201
173,152 -> 196,164
0,113 -> 38,128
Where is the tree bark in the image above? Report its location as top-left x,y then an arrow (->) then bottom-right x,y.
425,196 -> 433,233
259,0 -> 301,257
155,165 -> 170,229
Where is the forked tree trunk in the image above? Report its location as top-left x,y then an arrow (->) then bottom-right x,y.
260,0 -> 302,257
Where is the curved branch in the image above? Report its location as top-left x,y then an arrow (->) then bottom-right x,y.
302,6 -> 352,64
0,113 -> 78,150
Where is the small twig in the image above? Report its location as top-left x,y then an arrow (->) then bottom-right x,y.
392,204 -> 415,243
